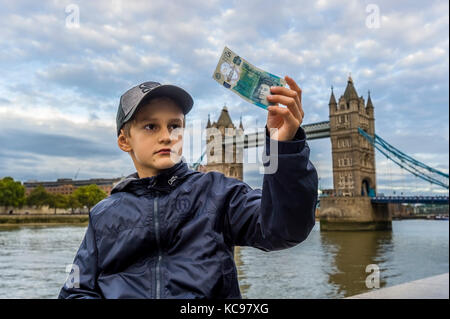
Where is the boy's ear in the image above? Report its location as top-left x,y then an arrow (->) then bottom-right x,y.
117,129 -> 132,153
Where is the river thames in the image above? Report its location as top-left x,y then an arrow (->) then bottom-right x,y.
0,220 -> 448,298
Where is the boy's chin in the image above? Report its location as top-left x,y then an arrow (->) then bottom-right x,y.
154,155 -> 181,168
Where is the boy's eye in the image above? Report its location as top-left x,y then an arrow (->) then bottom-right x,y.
144,124 -> 157,130
144,124 -> 181,131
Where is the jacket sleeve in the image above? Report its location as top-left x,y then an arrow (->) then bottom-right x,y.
58,212 -> 103,298
223,125 -> 318,251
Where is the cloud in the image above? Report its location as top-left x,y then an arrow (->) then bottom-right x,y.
0,0 -> 447,195
0,128 -> 116,158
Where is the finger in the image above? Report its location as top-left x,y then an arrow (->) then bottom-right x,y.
267,94 -> 302,123
267,93 -> 302,123
267,105 -> 298,128
268,87 -> 300,109
270,85 -> 301,109
285,75 -> 302,102
285,76 -> 304,118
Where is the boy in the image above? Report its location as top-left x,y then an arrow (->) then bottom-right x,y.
59,77 -> 318,299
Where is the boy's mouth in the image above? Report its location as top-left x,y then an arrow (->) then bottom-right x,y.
156,148 -> 172,154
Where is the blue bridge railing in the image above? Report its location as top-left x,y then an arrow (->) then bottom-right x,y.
371,195 -> 449,204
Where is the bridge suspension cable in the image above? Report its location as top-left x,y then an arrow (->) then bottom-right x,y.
191,147 -> 207,171
358,128 -> 449,190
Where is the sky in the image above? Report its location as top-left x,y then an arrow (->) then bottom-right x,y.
0,0 -> 448,195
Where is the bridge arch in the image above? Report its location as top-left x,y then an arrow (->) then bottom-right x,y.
361,177 -> 374,196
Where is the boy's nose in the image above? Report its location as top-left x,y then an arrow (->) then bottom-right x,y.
158,127 -> 172,143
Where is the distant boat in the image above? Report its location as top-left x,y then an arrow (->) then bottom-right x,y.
435,215 -> 449,220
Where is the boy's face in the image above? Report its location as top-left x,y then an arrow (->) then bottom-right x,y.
118,97 -> 185,178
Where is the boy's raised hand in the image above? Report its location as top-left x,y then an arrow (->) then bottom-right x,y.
266,75 -> 304,141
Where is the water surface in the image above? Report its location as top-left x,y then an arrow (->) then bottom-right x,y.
0,220 -> 447,298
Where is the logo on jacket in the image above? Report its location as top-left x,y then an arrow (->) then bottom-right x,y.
172,196 -> 192,223
175,197 -> 190,214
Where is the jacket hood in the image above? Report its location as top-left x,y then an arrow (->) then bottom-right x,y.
111,156 -> 197,195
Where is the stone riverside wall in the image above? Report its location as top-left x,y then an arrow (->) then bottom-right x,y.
0,205 -> 88,215
0,214 -> 89,226
319,196 -> 392,231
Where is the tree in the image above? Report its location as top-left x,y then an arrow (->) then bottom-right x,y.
26,185 -> 51,208
48,193 -> 69,214
67,194 -> 81,214
73,184 -> 107,213
0,177 -> 26,211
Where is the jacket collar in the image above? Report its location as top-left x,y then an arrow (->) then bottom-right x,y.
111,157 -> 195,195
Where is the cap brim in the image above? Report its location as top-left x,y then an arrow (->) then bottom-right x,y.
122,84 -> 193,123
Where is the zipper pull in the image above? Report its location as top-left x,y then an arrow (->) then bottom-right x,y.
168,175 -> 178,185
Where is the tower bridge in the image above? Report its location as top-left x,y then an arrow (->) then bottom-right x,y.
194,76 -> 449,231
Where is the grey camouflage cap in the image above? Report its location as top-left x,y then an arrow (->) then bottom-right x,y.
116,81 -> 193,136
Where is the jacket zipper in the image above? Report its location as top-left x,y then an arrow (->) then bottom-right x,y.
154,196 -> 162,299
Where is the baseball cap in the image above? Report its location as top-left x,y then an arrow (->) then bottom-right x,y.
116,81 -> 194,136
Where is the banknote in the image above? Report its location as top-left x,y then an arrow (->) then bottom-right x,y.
212,46 -> 286,110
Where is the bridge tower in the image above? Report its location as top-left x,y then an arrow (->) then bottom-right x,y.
329,75 -> 377,197
320,75 -> 391,231
202,105 -> 244,180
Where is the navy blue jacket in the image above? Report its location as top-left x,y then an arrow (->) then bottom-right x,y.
58,125 -> 318,299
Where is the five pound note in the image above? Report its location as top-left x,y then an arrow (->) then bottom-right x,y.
212,46 -> 286,110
